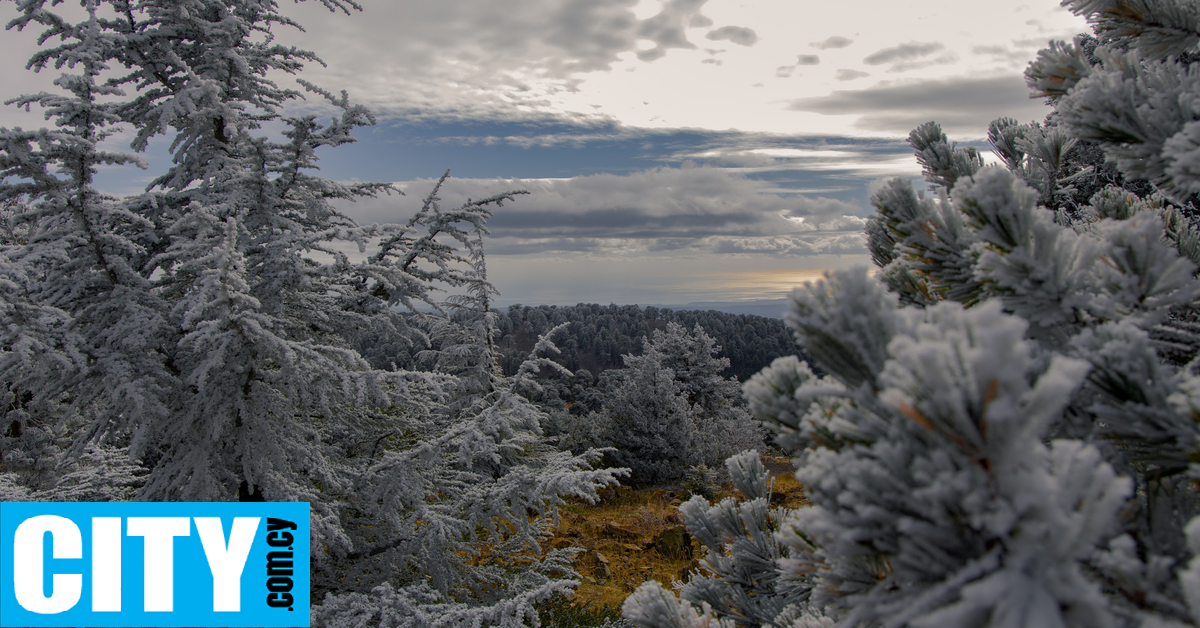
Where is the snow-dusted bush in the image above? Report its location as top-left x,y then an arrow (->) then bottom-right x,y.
0,1 -> 622,625
624,1 -> 1200,626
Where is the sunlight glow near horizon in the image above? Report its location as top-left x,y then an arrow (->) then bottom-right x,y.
709,269 -> 848,298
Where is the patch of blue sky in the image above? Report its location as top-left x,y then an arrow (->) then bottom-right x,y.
311,117 -> 925,201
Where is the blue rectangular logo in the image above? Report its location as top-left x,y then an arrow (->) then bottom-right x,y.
0,502 -> 309,627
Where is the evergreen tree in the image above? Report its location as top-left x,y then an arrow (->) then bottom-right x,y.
624,1 -> 1200,626
0,1 -> 621,625
597,322 -> 762,484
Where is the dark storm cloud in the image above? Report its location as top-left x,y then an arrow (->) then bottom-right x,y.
787,74 -> 1052,136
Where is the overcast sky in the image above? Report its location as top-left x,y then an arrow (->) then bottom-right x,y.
1,0 -> 1089,307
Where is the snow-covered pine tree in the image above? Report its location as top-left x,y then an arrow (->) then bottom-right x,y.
624,1 -> 1200,626
0,1 -> 622,625
592,322 -> 762,484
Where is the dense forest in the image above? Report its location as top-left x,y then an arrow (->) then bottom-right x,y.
351,303 -> 802,382
492,304 -> 799,381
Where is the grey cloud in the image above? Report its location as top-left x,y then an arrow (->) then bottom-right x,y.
339,166 -> 866,255
787,74 -> 1052,136
863,41 -> 945,66
636,0 -> 710,61
887,51 -> 958,73
779,214 -> 869,231
486,237 -> 613,255
706,25 -> 759,46
972,44 -> 1035,67
974,44 -> 1008,55
776,54 -> 820,78
811,36 -> 854,50
835,68 -> 870,81
711,234 -> 866,256
544,0 -> 642,72
636,47 -> 670,62
255,0 -> 748,120
1010,35 -> 1055,49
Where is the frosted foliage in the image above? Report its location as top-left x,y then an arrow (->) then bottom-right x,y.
1159,200 -> 1200,268
787,302 -> 1130,627
631,300 -> 1141,628
725,450 -> 770,501
602,343 -> 701,482
954,169 -> 1102,329
597,322 -> 762,483
1023,2 -> 1200,205
1164,121 -> 1200,196
1026,37 -> 1094,99
624,581 -> 738,628
784,268 -> 899,390
44,446 -> 146,502
1091,212 -> 1200,323
0,473 -> 32,501
1084,187 -> 1151,222
988,118 -> 1030,173
871,166 -> 1200,344
631,4 -> 1200,624
908,121 -> 984,192
1182,518 -> 1200,623
742,356 -> 871,453
865,215 -> 897,268
1069,322 -> 1200,468
741,356 -> 820,437
1017,123 -> 1079,208
627,452 -> 819,628
1054,50 -> 1200,204
1062,0 -> 1200,59
0,1 -> 622,625
871,176 -> 981,305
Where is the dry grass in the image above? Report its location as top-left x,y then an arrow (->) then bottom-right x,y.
762,455 -> 809,510
549,486 -> 698,608
547,455 -> 808,611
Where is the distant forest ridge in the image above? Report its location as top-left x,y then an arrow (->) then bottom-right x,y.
494,302 -> 800,381
495,298 -> 791,320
